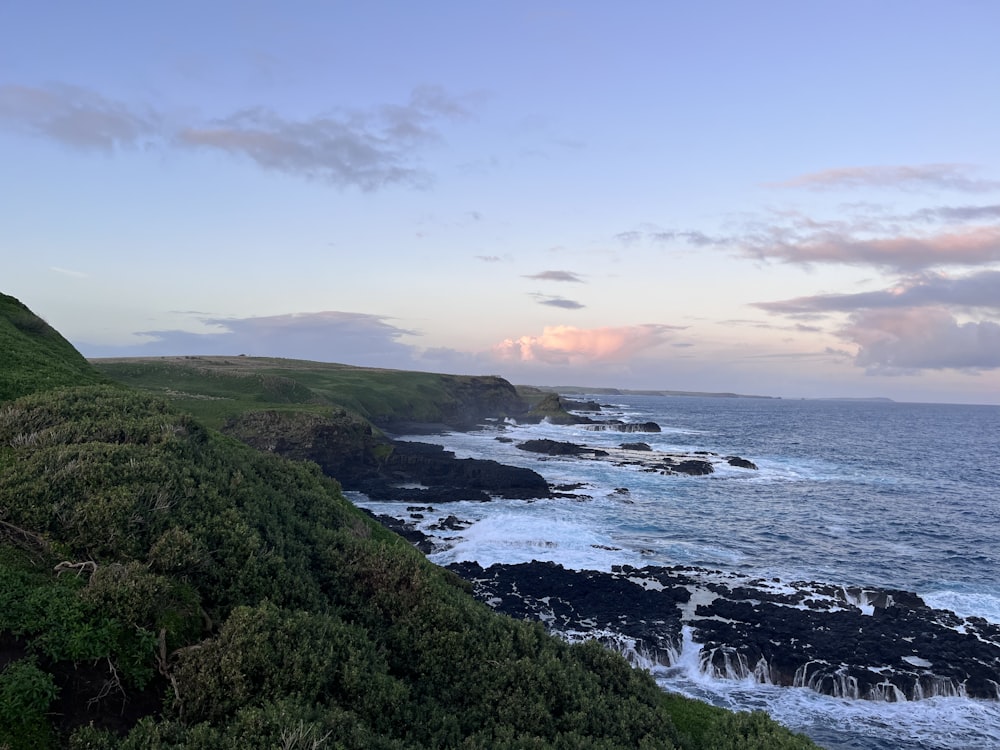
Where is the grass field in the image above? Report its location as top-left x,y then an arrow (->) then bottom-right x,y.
92,355 -> 523,430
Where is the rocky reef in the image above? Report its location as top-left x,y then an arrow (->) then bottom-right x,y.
448,561 -> 1000,702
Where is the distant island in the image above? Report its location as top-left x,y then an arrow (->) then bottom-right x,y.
810,396 -> 895,402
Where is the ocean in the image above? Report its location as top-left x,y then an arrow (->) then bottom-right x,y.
351,395 -> 1000,749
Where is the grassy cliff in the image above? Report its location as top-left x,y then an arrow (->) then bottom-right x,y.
92,356 -> 530,431
0,295 -> 819,749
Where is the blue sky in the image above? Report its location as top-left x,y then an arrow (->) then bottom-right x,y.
2,1 -> 999,404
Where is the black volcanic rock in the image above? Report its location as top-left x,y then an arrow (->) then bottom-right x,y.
620,442 -> 652,451
449,561 -> 689,664
562,398 -> 603,412
444,561 -> 1000,702
671,460 -> 714,475
381,441 -> 551,499
517,439 -> 609,457
726,456 -> 758,470
226,412 -> 551,502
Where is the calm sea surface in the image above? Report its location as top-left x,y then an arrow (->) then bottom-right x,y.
353,396 -> 1000,750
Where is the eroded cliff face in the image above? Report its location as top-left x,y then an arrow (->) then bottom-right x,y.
380,374 -> 531,431
222,402 -> 551,503
222,408 -> 388,485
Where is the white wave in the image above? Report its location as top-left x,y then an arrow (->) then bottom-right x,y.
922,589 -> 1000,624
656,668 -> 1000,750
425,509 -> 646,571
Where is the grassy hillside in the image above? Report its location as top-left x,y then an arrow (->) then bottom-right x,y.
92,356 -> 529,431
0,295 -> 819,749
0,294 -> 106,401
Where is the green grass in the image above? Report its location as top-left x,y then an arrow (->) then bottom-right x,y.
93,356 -> 525,429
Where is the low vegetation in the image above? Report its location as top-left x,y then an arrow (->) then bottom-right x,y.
1,294 -> 819,749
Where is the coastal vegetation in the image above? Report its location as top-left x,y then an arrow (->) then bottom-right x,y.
0,293 -> 819,749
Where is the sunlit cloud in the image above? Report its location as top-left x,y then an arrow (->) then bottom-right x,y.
772,164 -> 1000,193
493,324 -> 681,364
732,220 -> 1000,271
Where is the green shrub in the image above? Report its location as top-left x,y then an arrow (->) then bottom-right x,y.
0,657 -> 58,750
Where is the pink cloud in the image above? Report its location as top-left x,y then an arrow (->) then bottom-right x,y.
493,324 -> 680,364
748,225 -> 1000,270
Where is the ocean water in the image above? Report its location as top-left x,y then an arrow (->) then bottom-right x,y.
352,396 -> 1000,749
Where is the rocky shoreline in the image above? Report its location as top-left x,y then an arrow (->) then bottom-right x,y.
230,392 -> 1000,704
447,560 -> 1000,702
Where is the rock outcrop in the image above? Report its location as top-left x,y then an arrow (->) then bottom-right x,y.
224,411 -> 551,503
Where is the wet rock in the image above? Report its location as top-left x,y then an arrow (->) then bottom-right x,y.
446,560 -> 1000,702
382,441 -> 551,499
620,442 -> 652,451
726,456 -> 758,470
429,515 -> 470,531
517,439 -> 609,457
672,460 -> 715,476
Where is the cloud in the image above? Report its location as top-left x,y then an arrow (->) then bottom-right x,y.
493,324 -> 681,364
0,82 -> 468,191
755,270 -> 1000,316
909,205 -> 1000,223
841,308 -> 1000,373
81,310 -> 420,368
615,230 -> 717,248
0,83 -> 158,151
177,86 -> 468,190
740,224 -> 1000,271
756,271 -> 1000,373
522,270 -> 586,283
773,164 -> 1000,193
476,255 -> 502,262
530,294 -> 585,309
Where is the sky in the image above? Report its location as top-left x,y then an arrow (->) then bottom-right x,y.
2,1 -> 999,405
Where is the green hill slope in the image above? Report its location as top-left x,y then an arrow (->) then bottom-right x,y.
0,294 -> 819,749
92,355 -> 530,431
0,294 -> 106,401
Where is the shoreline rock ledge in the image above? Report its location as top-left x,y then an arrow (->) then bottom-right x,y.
447,560 -> 1000,702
